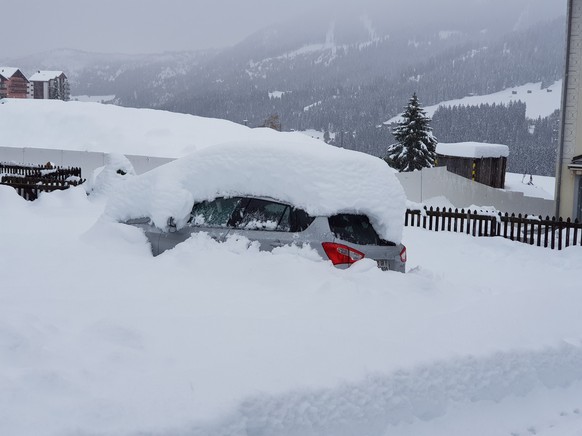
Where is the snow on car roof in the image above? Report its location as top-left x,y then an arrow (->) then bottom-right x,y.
436,142 -> 509,158
106,139 -> 406,243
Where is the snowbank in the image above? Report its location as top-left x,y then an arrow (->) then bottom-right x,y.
2,187 -> 582,436
437,141 -> 509,158
105,140 -> 407,243
86,153 -> 136,197
505,172 -> 555,200
0,98 -> 322,158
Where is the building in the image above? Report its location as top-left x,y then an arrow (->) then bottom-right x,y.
29,70 -> 70,101
556,0 -> 582,220
435,142 -> 509,189
0,67 -> 31,99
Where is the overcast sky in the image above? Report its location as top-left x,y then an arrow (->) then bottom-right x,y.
1,0 -> 324,58
0,0 -> 565,59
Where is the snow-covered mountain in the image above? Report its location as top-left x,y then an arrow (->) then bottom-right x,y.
1,0 -> 565,174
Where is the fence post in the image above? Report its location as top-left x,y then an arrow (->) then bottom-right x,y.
558,217 -> 563,250
429,207 -> 434,231
551,217 -> 556,250
471,211 -> 477,236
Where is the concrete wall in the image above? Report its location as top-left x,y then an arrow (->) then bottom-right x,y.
1,146 -> 555,217
397,166 -> 555,217
0,146 -> 174,176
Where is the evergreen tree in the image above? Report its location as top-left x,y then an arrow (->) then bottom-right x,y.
385,93 -> 437,172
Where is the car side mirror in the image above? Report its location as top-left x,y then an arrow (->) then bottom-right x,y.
167,216 -> 177,233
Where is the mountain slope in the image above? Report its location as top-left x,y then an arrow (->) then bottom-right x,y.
1,2 -> 565,175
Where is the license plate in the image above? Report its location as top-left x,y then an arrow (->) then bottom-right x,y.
376,259 -> 390,270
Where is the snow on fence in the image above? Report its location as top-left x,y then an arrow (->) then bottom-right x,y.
0,162 -> 85,201
405,207 -> 582,250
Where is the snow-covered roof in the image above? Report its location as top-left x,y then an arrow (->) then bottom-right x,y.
28,70 -> 65,82
106,140 -> 407,243
0,67 -> 20,79
436,142 -> 509,159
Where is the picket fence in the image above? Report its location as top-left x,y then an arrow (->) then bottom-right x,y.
0,162 -> 85,201
405,207 -> 582,250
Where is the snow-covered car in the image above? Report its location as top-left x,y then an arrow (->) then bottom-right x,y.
126,195 -> 407,272
107,138 -> 408,272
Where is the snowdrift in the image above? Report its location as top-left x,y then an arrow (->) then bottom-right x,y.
2,186 -> 582,435
0,98 -> 322,158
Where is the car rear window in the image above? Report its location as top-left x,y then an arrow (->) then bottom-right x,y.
328,214 -> 395,246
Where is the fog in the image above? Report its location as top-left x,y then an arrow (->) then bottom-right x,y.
0,0 -> 566,58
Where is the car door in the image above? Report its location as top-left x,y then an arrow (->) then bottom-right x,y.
229,198 -> 298,251
158,197 -> 243,254
188,196 -> 244,241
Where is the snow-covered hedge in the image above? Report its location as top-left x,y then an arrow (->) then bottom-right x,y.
106,140 -> 407,243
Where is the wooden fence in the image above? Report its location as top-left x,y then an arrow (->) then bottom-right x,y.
405,207 -> 582,250
0,162 -> 85,201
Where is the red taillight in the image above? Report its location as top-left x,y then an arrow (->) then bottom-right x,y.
322,242 -> 365,266
400,246 -> 407,263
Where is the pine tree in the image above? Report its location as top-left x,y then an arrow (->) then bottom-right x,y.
385,93 -> 437,172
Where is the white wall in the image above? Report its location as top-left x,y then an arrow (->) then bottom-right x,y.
1,146 -> 556,217
397,166 -> 555,217
0,146 -> 173,176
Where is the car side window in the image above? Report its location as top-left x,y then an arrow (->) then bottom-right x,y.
190,197 -> 242,227
291,208 -> 315,232
234,199 -> 291,231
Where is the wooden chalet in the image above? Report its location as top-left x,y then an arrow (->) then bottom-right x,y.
0,67 -> 31,99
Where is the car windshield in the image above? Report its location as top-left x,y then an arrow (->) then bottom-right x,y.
328,214 -> 395,246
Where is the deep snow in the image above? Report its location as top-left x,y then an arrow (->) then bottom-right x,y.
0,99 -> 323,158
0,98 -> 580,436
1,185 -> 582,436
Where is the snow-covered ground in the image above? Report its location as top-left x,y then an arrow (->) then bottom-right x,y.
1,99 -> 580,435
71,95 -> 116,103
386,80 -> 562,123
505,172 -> 555,200
299,129 -> 335,142
1,185 -> 582,436
0,99 -> 319,158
